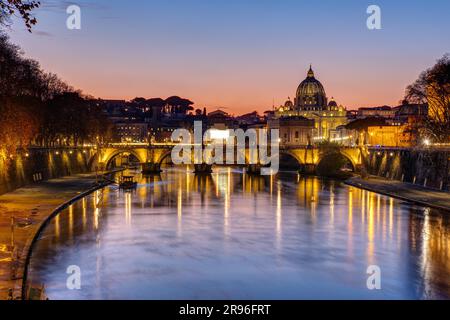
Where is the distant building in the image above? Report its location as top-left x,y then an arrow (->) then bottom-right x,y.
207,110 -> 237,129
275,66 -> 348,141
268,116 -> 315,146
393,103 -> 428,124
357,106 -> 396,119
236,111 -> 263,125
329,125 -> 358,147
115,122 -> 148,143
367,124 -> 414,147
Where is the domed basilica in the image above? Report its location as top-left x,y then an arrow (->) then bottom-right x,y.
275,66 -> 348,141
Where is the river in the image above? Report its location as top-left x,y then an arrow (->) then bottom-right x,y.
26,168 -> 450,299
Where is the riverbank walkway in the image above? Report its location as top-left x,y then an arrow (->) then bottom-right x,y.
0,173 -> 110,300
346,176 -> 450,212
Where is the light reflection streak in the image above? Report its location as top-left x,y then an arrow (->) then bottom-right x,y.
82,198 -> 87,231
347,189 -> 353,257
224,169 -> 231,235
69,205 -> 73,240
54,214 -> 60,239
367,193 -> 375,265
125,192 -> 132,226
276,180 -> 282,249
389,198 -> 394,238
177,181 -> 182,236
329,185 -> 335,226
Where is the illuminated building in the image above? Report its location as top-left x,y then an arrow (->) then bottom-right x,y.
357,106 -> 396,119
329,125 -> 358,146
115,123 -> 148,143
268,116 -> 314,146
275,66 -> 348,141
367,124 -> 414,147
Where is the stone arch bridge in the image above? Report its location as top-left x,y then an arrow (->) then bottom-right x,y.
89,143 -> 363,174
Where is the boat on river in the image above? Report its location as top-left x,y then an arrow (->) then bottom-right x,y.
119,175 -> 137,190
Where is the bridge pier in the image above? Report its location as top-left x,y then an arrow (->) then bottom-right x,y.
194,164 -> 213,174
97,162 -> 106,172
141,162 -> 162,175
299,164 -> 317,175
246,164 -> 262,175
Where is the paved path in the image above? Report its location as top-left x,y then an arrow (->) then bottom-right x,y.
346,177 -> 450,212
0,173 -> 110,300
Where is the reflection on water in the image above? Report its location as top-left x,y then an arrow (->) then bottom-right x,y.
28,168 -> 450,300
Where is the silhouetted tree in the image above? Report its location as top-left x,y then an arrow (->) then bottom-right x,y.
165,96 -> 194,114
0,32 -> 112,153
405,54 -> 450,143
146,98 -> 166,108
0,0 -> 40,31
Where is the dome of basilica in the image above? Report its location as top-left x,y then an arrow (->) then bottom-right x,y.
295,66 -> 327,111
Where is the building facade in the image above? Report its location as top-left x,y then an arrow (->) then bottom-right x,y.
115,122 -> 148,143
268,116 -> 315,146
367,124 -> 414,147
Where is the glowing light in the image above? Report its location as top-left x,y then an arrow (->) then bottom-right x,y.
423,139 -> 431,146
330,136 -> 352,142
209,129 -> 230,140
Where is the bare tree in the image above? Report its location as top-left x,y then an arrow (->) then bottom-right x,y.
0,0 -> 40,31
405,54 -> 450,143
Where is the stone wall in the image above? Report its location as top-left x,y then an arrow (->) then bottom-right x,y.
365,148 -> 450,191
0,148 -> 92,195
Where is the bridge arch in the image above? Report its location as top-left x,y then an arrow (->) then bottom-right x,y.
104,149 -> 144,169
340,148 -> 361,169
279,150 -> 304,170
317,152 -> 356,172
88,148 -> 147,171
157,150 -> 173,167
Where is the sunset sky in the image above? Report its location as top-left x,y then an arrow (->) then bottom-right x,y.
7,0 -> 450,114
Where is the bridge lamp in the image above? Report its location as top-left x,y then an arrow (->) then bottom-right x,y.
25,153 -> 30,158
423,139 -> 431,146
389,152 -> 394,157
55,151 -> 60,155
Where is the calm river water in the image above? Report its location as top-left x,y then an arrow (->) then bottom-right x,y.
27,168 -> 450,300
